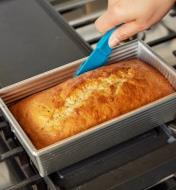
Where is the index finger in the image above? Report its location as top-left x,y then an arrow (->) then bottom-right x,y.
95,3 -> 134,34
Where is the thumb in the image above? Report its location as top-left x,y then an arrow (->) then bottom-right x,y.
109,22 -> 141,48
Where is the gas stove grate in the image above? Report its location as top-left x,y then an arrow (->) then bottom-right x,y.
53,0 -> 96,14
0,116 -> 53,190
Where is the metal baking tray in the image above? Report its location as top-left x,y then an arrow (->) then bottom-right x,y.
0,40 -> 176,176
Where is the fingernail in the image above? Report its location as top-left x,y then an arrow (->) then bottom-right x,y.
109,34 -> 120,48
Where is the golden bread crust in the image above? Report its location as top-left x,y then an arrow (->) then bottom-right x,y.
10,59 -> 174,149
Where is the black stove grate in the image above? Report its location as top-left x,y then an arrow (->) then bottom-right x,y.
0,116 -> 50,190
148,31 -> 176,47
53,0 -> 96,14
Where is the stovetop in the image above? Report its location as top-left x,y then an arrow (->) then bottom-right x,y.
0,0 -> 176,190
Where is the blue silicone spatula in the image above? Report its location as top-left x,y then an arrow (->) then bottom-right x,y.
75,28 -> 115,76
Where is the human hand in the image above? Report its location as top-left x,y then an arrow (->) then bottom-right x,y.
95,0 -> 175,47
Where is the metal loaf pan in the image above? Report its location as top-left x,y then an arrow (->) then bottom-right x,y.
0,40 -> 176,176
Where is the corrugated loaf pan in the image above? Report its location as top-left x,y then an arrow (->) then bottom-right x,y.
0,40 -> 176,176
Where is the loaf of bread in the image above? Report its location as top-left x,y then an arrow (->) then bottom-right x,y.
10,59 -> 174,149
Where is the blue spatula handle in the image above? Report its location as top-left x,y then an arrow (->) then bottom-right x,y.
75,28 -> 115,76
